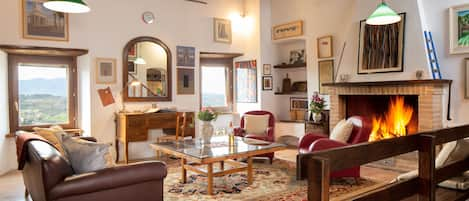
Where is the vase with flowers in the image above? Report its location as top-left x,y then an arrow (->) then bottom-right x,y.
310,92 -> 327,122
198,108 -> 218,144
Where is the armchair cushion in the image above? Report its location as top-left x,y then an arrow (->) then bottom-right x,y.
244,114 -> 270,136
49,161 -> 167,200
329,119 -> 353,143
33,126 -> 68,156
62,135 -> 114,174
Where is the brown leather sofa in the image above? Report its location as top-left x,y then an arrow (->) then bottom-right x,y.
23,139 -> 167,201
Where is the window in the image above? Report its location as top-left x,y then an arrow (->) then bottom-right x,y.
200,58 -> 233,112
9,55 -> 77,131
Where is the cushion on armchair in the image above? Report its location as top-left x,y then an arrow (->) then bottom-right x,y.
329,119 -> 354,143
33,126 -> 68,156
244,114 -> 270,136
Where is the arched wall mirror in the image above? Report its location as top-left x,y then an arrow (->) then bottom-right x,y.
123,36 -> 172,102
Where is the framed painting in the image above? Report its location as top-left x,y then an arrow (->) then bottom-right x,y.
317,36 -> 333,59
96,58 -> 116,84
214,18 -> 232,44
272,20 -> 303,40
235,60 -> 257,103
358,13 -> 406,74
290,49 -> 306,64
176,46 -> 196,67
22,0 -> 69,41
262,76 -> 273,91
177,68 -> 195,95
263,64 -> 271,75
450,4 -> 469,54
318,60 -> 334,94
290,97 -> 308,111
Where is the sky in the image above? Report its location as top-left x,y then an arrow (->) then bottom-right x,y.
201,66 -> 226,94
18,65 -> 67,80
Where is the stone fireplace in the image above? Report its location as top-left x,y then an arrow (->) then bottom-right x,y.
324,80 -> 452,137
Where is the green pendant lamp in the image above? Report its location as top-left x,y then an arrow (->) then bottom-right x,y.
43,0 -> 90,13
366,0 -> 401,25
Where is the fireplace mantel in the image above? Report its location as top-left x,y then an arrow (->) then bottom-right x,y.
323,79 -> 452,87
325,79 -> 452,133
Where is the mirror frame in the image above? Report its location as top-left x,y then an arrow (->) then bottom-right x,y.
123,36 -> 172,102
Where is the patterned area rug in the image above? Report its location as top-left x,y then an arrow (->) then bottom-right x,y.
163,159 -> 386,201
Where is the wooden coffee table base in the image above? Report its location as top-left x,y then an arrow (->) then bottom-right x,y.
180,157 -> 253,195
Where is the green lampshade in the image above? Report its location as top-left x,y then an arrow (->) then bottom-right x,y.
43,0 -> 90,13
366,2 -> 401,25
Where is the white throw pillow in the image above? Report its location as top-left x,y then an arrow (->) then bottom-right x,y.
244,114 -> 270,136
396,139 -> 469,182
329,119 -> 354,143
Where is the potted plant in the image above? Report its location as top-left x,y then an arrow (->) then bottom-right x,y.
310,92 -> 326,122
198,108 -> 218,143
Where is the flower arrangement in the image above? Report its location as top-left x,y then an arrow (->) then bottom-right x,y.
310,92 -> 326,114
198,108 -> 218,121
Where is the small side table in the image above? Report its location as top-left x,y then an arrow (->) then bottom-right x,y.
305,121 -> 329,135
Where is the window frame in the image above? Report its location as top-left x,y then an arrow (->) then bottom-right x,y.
199,58 -> 234,113
8,54 -> 78,132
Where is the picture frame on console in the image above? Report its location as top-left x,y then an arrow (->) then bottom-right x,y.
22,0 -> 69,41
450,4 -> 469,54
358,13 -> 406,74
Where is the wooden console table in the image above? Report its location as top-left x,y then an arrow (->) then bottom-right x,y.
116,112 -> 180,164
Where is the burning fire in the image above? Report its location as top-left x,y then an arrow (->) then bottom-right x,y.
369,96 -> 414,142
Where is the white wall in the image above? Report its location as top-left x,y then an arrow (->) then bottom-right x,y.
0,51 -> 17,175
419,0 -> 469,126
265,0 -> 469,128
0,0 -> 261,171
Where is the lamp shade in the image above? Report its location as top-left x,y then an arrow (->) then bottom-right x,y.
366,2 -> 401,25
43,0 -> 90,13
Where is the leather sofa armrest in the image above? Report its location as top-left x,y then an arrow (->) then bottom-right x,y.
49,161 -> 167,200
298,133 -> 328,152
309,139 -> 349,152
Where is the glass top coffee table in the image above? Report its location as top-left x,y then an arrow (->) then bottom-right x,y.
150,136 -> 287,195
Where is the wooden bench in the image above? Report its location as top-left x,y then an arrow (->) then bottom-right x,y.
297,125 -> 469,201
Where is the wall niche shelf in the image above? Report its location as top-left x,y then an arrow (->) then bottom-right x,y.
274,92 -> 307,95
273,63 -> 306,69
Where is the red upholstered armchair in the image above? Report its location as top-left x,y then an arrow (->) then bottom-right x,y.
234,111 -> 275,162
298,116 -> 372,178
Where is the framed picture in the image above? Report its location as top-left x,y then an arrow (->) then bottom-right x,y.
176,46 -> 196,67
358,13 -> 406,74
22,0 -> 69,41
96,58 -> 116,84
263,64 -> 271,75
450,4 -> 469,54
127,61 -> 137,74
465,59 -> 469,99
272,20 -> 303,40
318,60 -> 334,94
262,76 -> 273,91
177,68 -> 195,95
317,36 -> 333,59
214,18 -> 232,44
290,97 -> 308,111
236,60 -> 257,103
289,49 -> 306,64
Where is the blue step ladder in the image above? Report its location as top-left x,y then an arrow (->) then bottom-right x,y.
424,31 -> 442,79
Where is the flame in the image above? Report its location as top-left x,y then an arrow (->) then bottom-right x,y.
369,96 -> 414,142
